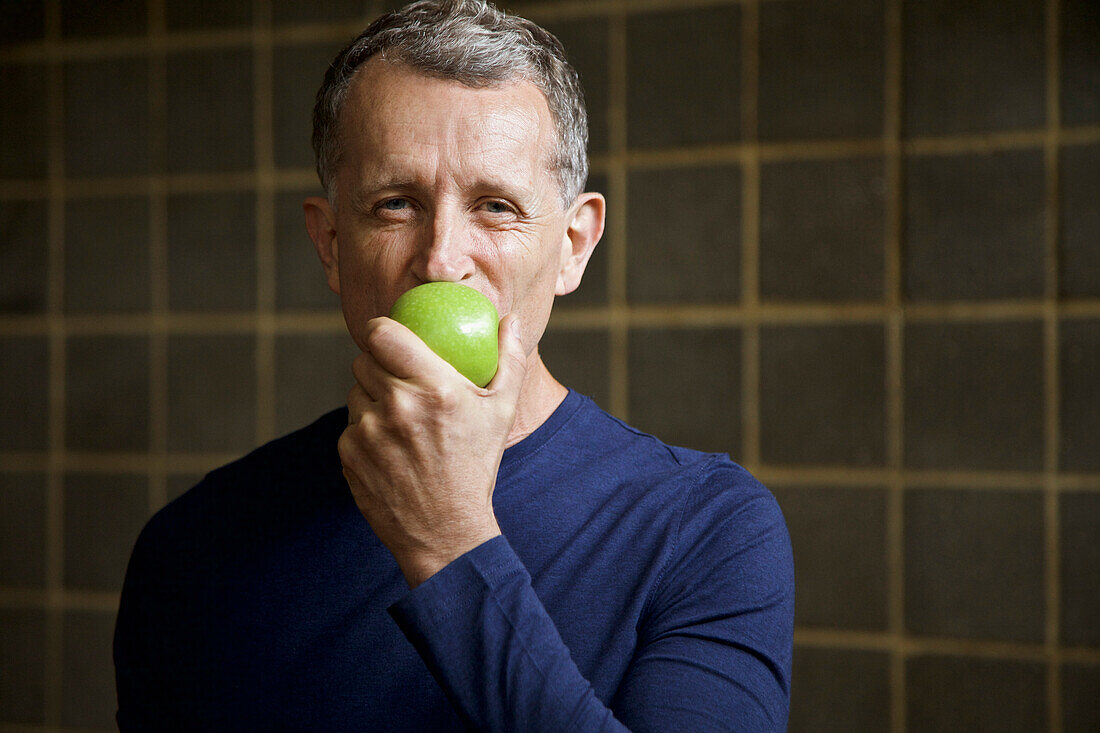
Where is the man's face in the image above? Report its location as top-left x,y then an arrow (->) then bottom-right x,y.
308,58 -> 589,356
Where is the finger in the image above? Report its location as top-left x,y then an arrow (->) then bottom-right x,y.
346,381 -> 374,423
487,314 -> 528,402
363,317 -> 457,383
351,349 -> 395,402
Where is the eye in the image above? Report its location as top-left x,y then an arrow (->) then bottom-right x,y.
379,198 -> 410,211
480,200 -> 515,215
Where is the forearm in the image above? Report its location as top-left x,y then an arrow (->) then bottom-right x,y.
387,488 -> 794,733
389,535 -> 629,732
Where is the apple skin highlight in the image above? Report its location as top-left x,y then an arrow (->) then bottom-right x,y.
389,282 -> 500,387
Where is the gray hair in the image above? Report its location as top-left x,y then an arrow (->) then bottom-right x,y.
311,0 -> 589,209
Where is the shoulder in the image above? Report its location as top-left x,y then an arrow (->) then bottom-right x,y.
562,393 -> 780,510
549,393 -> 791,572
202,406 -> 348,490
567,397 -> 793,611
130,407 -> 349,563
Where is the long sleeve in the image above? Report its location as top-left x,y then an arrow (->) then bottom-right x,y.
390,536 -> 627,731
388,483 -> 794,733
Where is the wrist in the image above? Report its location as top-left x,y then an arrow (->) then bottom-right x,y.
396,525 -> 502,589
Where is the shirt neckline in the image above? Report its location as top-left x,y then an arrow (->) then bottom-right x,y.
498,389 -> 585,477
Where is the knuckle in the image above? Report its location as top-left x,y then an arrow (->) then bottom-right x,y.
337,429 -> 358,466
379,389 -> 416,429
364,319 -> 397,352
423,382 -> 461,413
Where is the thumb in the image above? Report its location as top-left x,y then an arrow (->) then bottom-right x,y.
488,314 -> 527,400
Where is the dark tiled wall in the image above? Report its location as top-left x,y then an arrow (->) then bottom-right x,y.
0,0 -> 1097,730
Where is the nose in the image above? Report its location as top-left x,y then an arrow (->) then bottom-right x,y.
414,205 -> 475,284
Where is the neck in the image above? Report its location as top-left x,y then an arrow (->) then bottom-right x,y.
505,348 -> 568,448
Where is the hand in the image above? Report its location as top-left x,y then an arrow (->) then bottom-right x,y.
339,313 -> 528,587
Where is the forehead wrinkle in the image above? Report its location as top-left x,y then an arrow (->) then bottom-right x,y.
338,60 -> 559,205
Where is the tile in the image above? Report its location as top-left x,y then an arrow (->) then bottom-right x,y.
273,41 -> 346,171
1061,320 -> 1100,472
65,335 -> 150,452
0,608 -> 46,724
63,472 -> 148,592
166,0 -> 252,29
166,48 -> 254,173
0,199 -> 48,313
1062,662 -> 1100,733
758,0 -> 884,140
541,17 -> 610,156
903,321 -> 1044,471
760,157 -> 884,302
0,336 -> 49,451
906,655 -> 1046,732
0,473 -> 46,588
1059,143 -> 1100,298
626,6 -> 740,149
905,488 -> 1045,642
0,64 -> 48,179
64,196 -> 151,313
555,172 -> 608,307
538,328 -> 611,412
167,190 -> 256,311
902,0 -> 1045,136
760,324 -> 885,467
1060,492 -> 1100,646
903,150 -> 1045,301
274,332 -> 359,436
773,486 -> 888,631
167,334 -> 256,453
61,0 -> 146,38
788,646 -> 890,733
628,327 -> 741,455
60,610 -> 118,729
1061,0 -> 1100,125
275,188 -> 339,310
626,165 -> 740,304
273,0 -> 368,25
0,2 -> 45,43
63,57 -> 150,177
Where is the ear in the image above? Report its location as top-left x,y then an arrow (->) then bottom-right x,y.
555,192 -> 606,296
303,196 -> 341,295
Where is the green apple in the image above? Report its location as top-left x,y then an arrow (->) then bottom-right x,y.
389,282 -> 500,387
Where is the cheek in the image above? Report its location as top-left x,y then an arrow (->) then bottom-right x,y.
502,242 -> 562,324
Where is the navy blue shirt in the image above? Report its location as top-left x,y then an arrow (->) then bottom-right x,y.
115,391 -> 794,730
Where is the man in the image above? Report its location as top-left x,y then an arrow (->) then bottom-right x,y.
114,1 -> 794,730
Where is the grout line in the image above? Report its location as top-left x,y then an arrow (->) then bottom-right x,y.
42,0 -> 65,725
254,0 -> 278,445
5,301 -> 1100,342
883,0 -> 907,729
1043,0 -> 1063,730
6,299 -> 1100,339
795,628 -> 1100,665
739,0 -> 761,470
606,5 -> 630,421
0,589 -> 121,613
4,124 -> 1100,203
148,0 -> 169,516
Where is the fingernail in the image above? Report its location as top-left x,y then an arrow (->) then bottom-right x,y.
510,317 -> 522,339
